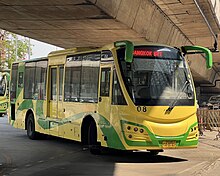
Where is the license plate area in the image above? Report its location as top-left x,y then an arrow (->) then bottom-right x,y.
162,141 -> 176,148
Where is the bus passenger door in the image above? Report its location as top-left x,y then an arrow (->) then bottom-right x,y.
49,67 -> 58,118
98,67 -> 112,124
58,66 -> 64,119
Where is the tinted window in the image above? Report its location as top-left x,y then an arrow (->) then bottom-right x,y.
100,68 -> 111,97
80,53 -> 100,102
18,72 -> 24,88
64,55 -> 82,102
112,70 -> 126,105
24,60 -> 47,100
59,66 -> 64,101
24,62 -> 36,99
64,52 -> 100,103
34,61 -> 47,100
51,68 -> 57,100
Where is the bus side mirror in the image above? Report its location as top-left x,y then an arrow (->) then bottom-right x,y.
114,40 -> 134,63
181,46 -> 213,69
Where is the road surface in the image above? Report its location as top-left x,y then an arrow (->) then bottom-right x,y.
1,116 -> 220,176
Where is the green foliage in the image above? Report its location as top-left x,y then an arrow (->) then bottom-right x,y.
0,30 -> 32,69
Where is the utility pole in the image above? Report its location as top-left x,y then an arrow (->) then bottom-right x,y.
28,38 -> 30,60
15,36 -> 17,61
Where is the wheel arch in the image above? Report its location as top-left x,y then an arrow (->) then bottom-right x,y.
81,115 -> 97,145
25,109 -> 35,130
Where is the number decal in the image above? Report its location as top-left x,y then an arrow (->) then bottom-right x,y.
137,106 -> 142,112
137,106 -> 147,112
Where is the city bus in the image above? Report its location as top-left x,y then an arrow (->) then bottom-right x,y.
9,40 -> 212,154
0,71 -> 10,116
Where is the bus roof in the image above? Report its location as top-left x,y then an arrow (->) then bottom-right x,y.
48,47 -> 100,57
12,41 -> 180,64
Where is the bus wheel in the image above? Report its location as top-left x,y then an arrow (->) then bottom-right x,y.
27,113 -> 39,140
88,120 -> 101,155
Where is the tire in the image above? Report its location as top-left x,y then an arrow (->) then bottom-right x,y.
26,113 -> 39,140
88,120 -> 101,155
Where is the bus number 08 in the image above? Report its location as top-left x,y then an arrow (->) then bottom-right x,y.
137,106 -> 147,112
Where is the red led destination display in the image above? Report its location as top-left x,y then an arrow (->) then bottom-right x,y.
133,49 -> 163,57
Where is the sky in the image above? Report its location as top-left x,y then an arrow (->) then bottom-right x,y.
30,39 -> 63,59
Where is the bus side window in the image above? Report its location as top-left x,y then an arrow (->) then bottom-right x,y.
100,68 -> 111,97
112,71 -> 127,105
18,72 -> 24,88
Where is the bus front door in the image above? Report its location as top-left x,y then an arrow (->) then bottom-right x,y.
49,67 -> 58,119
98,67 -> 112,125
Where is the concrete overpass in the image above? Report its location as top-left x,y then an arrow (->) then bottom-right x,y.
0,0 -> 220,102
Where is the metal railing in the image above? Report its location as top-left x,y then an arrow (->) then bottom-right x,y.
197,108 -> 220,136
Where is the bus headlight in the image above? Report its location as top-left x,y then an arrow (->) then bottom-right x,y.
186,125 -> 199,141
122,123 -> 151,142
0,102 -> 7,110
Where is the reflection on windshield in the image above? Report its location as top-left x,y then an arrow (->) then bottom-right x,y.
117,46 -> 194,106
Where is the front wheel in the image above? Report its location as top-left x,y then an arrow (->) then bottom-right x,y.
27,113 -> 39,140
88,120 -> 101,155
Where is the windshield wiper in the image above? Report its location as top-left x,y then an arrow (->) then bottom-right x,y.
165,80 -> 190,114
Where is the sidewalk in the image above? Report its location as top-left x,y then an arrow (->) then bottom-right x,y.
199,130 -> 220,149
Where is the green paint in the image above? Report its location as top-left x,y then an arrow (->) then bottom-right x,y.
35,109 -> 197,149
36,100 -> 44,117
37,112 -> 86,130
17,99 -> 33,111
114,40 -> 134,63
99,115 -> 125,150
38,118 -> 50,129
35,111 -> 125,150
121,120 -> 159,147
182,46 -> 213,69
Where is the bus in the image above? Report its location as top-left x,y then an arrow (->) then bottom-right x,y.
9,40 -> 212,154
0,71 -> 10,116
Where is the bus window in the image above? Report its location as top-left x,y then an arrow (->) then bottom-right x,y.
18,72 -> 24,88
35,60 -> 47,100
100,68 -> 111,97
65,53 -> 100,103
64,55 -> 82,102
59,66 -> 64,101
24,62 -> 36,99
10,64 -> 18,101
80,53 -> 100,103
112,70 -> 126,105
51,68 -> 57,101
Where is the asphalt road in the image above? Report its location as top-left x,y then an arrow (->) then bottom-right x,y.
1,116 -> 220,176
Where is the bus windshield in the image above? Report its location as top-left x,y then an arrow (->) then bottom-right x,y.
117,46 -> 195,106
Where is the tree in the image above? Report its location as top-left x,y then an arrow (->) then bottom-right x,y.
0,30 -> 32,69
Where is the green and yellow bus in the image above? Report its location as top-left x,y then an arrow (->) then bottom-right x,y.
9,41 -> 212,154
0,71 -> 10,116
